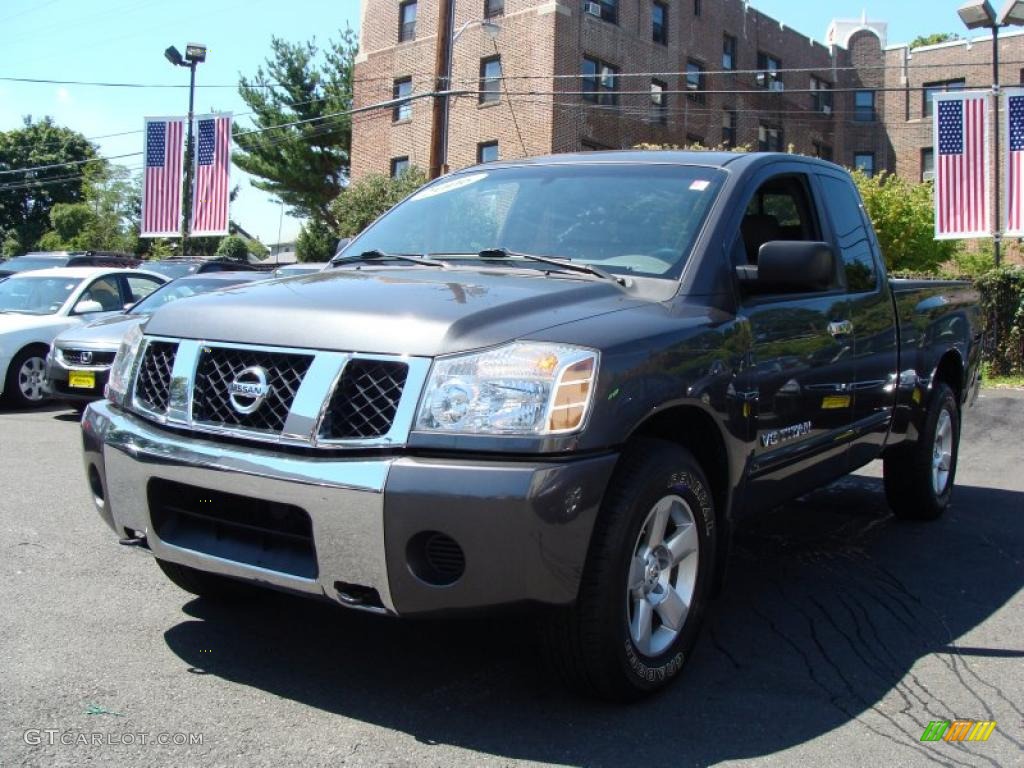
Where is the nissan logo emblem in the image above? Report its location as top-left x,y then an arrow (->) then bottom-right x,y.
227,366 -> 272,414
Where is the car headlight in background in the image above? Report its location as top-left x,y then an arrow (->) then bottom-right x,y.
105,324 -> 145,407
416,342 -> 599,435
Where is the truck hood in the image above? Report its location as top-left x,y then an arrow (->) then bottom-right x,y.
144,267 -> 648,356
54,313 -> 147,350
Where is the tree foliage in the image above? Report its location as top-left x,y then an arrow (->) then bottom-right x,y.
850,169 -> 957,273
296,217 -> 337,262
0,116 -> 97,255
233,29 -> 357,228
330,167 -> 428,239
38,164 -> 140,253
215,235 -> 251,262
909,33 -> 961,49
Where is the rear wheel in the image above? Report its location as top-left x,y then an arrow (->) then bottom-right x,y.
883,382 -> 960,521
156,558 -> 250,600
4,347 -> 49,408
544,439 -> 717,701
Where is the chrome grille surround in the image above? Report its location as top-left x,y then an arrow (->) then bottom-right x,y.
128,336 -> 431,449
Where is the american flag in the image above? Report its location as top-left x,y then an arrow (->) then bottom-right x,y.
190,114 -> 232,236
141,118 -> 184,237
934,93 -> 990,239
1005,91 -> 1024,235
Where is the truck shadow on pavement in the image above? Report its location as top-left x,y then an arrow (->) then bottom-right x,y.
164,476 -> 1024,767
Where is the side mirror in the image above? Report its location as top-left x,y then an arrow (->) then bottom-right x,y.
123,302 -> 136,312
73,299 -> 104,314
736,241 -> 836,294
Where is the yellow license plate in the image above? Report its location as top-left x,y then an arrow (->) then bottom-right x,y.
821,395 -> 851,410
68,370 -> 96,389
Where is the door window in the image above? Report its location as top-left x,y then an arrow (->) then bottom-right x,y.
739,175 -> 820,265
79,277 -> 124,311
124,275 -> 163,303
818,176 -> 877,292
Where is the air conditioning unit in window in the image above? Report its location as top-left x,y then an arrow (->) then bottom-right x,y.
584,1 -> 602,16
822,104 -> 832,115
770,80 -> 785,92
922,171 -> 936,182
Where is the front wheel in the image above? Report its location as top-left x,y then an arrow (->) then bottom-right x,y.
883,382 -> 960,521
4,347 -> 49,408
544,439 -> 717,701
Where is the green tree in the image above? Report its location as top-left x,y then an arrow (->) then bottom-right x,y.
909,32 -> 960,49
330,167 -> 428,238
0,116 -> 97,254
295,217 -> 337,262
216,235 -> 251,262
851,169 -> 957,273
233,29 -> 357,228
37,164 -> 141,253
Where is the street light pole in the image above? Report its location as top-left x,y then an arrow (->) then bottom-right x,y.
181,60 -> 197,254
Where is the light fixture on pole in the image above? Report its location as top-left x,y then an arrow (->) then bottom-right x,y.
437,17 -> 501,176
165,42 -> 207,254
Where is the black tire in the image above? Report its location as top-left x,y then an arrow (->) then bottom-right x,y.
4,346 -> 49,409
883,382 -> 960,521
156,558 -> 250,600
543,438 -> 717,701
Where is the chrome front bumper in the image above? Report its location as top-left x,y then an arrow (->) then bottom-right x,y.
82,402 -> 619,617
83,400 -> 396,613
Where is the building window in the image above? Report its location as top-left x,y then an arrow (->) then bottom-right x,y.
758,124 -> 783,152
757,52 -> 782,89
921,147 -> 935,181
477,141 -> 499,163
399,0 -> 417,41
686,133 -> 704,147
393,77 -> 412,121
693,0 -> 701,15
652,1 -> 668,45
650,79 -> 667,124
582,56 -> 618,106
722,110 -> 737,148
390,156 -> 410,177
723,35 -> 737,71
686,60 -> 706,103
479,55 -> 501,103
813,142 -> 833,161
854,152 -> 876,176
584,0 -> 617,24
854,90 -> 876,122
923,79 -> 966,117
811,76 -> 833,113
484,0 -> 504,18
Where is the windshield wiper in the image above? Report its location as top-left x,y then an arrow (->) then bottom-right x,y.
476,248 -> 629,286
332,249 -> 451,268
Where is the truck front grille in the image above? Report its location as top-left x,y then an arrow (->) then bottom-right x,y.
148,478 -> 317,578
134,341 -> 178,413
319,359 -> 409,440
191,346 -> 313,434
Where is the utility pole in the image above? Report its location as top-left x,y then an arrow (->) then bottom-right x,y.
992,23 -> 1002,266
429,0 -> 455,179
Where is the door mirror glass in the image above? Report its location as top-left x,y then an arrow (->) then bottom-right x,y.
73,299 -> 105,314
737,241 -> 837,294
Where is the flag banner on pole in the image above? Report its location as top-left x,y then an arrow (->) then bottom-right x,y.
140,117 -> 184,238
934,91 -> 991,240
1004,87 -> 1024,236
190,113 -> 232,236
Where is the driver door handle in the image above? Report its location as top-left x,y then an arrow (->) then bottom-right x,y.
828,320 -> 854,337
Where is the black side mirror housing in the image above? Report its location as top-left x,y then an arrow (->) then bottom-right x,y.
736,241 -> 837,294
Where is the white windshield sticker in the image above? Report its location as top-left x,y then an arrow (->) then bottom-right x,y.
690,180 -> 711,192
411,172 -> 488,201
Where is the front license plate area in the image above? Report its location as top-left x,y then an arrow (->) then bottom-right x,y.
69,370 -> 96,389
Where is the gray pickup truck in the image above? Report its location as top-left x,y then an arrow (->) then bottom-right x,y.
81,152 -> 981,700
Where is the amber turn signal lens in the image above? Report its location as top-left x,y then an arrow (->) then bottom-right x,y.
547,358 -> 596,432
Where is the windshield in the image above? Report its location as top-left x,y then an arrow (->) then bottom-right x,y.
130,276 -> 247,314
0,275 -> 81,314
340,164 -> 724,279
1,255 -> 67,273
143,261 -> 199,279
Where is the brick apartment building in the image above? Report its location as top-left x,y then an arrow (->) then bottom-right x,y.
350,0 -> 1024,187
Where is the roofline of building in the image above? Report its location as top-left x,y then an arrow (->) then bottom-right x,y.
886,27 -> 1024,53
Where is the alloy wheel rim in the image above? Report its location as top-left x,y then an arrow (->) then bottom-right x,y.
18,356 -> 46,402
626,494 -> 699,658
932,408 -> 953,495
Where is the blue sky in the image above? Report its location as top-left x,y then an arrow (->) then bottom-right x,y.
0,1 -> 981,244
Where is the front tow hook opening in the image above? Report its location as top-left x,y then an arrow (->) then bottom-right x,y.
334,581 -> 384,610
118,529 -> 149,549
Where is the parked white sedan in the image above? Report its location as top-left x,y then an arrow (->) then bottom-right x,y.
0,267 -> 167,407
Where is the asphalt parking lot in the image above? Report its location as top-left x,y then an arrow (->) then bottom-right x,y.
1,392 -> 1022,768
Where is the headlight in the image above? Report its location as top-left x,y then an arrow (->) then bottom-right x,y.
415,342 -> 599,435
105,324 -> 145,407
